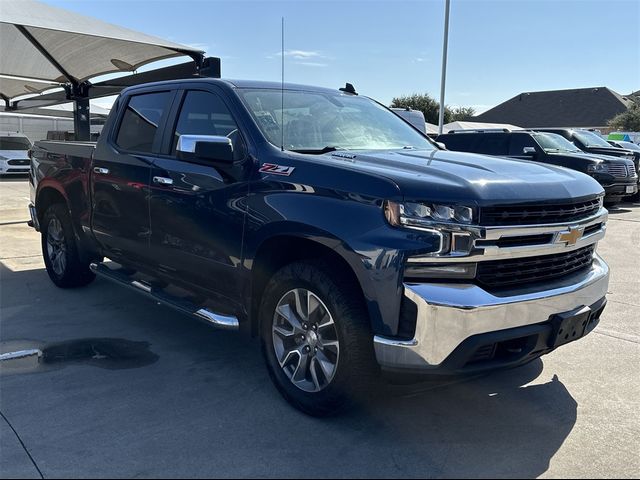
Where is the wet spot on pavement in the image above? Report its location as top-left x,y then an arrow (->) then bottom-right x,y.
0,338 -> 158,375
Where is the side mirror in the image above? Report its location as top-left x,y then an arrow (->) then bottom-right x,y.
436,141 -> 447,150
177,135 -> 233,164
522,146 -> 537,156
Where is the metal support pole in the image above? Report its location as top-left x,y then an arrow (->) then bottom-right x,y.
73,97 -> 90,141
438,0 -> 451,136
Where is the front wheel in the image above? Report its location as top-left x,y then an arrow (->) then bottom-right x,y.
41,203 -> 96,288
260,260 -> 377,416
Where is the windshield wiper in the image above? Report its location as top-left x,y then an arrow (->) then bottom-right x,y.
290,146 -> 344,155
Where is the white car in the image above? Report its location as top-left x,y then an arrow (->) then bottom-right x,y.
0,132 -> 32,175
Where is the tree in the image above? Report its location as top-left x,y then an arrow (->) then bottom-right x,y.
608,103 -> 640,131
390,93 -> 476,124
448,106 -> 476,122
390,93 -> 446,124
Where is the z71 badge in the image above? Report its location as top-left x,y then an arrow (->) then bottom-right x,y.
259,163 -> 295,176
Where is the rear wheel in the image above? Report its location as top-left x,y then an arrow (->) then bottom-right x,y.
260,260 -> 377,416
41,203 -> 96,288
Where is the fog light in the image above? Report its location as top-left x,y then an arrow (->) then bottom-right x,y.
404,262 -> 477,280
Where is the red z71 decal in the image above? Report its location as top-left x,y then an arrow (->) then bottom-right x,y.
259,163 -> 295,176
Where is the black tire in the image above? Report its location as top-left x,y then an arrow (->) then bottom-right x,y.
41,203 -> 96,288
260,260 -> 378,416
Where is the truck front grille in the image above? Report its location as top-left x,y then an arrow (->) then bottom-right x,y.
606,163 -> 630,178
7,159 -> 29,166
480,198 -> 601,226
476,245 -> 596,289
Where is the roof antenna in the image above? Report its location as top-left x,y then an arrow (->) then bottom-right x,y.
281,16 -> 285,152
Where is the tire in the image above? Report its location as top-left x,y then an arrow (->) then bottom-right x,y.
41,203 -> 96,288
260,260 -> 378,416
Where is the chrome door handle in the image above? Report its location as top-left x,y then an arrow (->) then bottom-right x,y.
153,176 -> 174,186
93,167 -> 109,175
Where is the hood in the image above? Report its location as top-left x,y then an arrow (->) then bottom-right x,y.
0,149 -> 29,160
549,151 -> 632,164
582,145 -> 634,158
324,149 -> 603,206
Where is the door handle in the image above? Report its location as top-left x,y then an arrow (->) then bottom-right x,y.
93,167 -> 109,175
153,176 -> 174,186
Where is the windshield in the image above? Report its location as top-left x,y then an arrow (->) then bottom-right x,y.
0,136 -> 32,150
238,89 -> 435,152
573,130 -> 612,148
535,133 -> 582,153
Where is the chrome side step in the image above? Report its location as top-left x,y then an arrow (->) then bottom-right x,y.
90,262 -> 239,331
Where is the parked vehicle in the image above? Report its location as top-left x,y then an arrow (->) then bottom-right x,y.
436,130 -> 638,205
390,107 -> 427,134
0,132 -> 32,175
608,140 -> 640,201
30,79 -> 610,415
535,127 -> 639,165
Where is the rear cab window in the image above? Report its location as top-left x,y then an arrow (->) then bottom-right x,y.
115,91 -> 173,153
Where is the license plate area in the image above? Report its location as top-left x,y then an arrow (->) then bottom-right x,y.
549,306 -> 591,348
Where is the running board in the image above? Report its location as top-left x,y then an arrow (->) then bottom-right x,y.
90,262 -> 239,331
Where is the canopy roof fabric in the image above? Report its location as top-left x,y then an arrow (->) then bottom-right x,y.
0,0 -> 204,100
0,76 -> 58,98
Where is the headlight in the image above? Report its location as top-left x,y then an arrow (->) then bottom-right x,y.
384,200 -> 476,229
587,163 -> 608,173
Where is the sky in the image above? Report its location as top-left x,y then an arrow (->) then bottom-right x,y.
40,0 -> 640,114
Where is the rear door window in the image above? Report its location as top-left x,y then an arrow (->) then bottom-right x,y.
116,91 -> 173,153
476,134 -> 509,155
438,134 -> 480,152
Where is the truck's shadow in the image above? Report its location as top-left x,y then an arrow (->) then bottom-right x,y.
1,263 -> 576,478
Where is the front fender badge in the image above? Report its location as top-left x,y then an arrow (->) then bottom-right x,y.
259,163 -> 295,176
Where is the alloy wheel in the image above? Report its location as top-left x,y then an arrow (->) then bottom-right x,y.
271,288 -> 340,393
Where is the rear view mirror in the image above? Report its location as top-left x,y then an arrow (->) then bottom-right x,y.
177,135 -> 233,164
523,147 -> 537,156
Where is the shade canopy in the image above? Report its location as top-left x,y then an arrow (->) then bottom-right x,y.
0,0 -> 204,101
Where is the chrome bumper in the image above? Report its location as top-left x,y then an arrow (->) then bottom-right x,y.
373,254 -> 610,370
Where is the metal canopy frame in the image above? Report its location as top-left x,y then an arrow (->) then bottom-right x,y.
3,56 -> 220,140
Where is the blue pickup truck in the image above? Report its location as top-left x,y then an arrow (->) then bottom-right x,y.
29,79 -> 610,416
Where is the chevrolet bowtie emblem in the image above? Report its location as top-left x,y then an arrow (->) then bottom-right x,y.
558,227 -> 584,246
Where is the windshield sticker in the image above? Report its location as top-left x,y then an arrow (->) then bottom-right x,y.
259,163 -> 295,176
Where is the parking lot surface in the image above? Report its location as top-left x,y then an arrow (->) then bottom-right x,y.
1,176 -> 639,478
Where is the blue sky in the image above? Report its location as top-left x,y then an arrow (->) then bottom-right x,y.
44,0 -> 639,114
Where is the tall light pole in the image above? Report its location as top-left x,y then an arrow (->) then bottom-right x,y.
438,0 -> 451,135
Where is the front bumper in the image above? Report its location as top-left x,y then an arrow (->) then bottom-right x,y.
603,181 -> 638,198
373,254 -> 609,373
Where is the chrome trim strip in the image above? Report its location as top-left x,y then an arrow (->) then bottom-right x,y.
0,349 -> 42,362
131,280 -> 152,293
409,209 -> 607,263
374,254 -> 610,369
28,203 -> 40,231
195,309 -> 239,330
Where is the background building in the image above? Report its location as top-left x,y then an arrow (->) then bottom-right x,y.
473,87 -> 635,132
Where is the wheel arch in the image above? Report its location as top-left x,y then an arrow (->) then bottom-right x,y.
248,232 -> 381,337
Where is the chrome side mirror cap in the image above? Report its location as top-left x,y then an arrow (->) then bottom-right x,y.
177,135 -> 233,164
523,147 -> 537,156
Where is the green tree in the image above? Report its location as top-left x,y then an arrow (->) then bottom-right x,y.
390,93 -> 447,124
390,93 -> 476,124
608,103 -> 640,131
448,106 -> 476,122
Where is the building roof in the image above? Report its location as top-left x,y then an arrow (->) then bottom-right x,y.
473,87 -> 632,128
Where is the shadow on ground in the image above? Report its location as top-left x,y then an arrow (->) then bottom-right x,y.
0,262 -> 577,478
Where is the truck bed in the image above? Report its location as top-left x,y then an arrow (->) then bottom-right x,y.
34,140 -> 96,159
